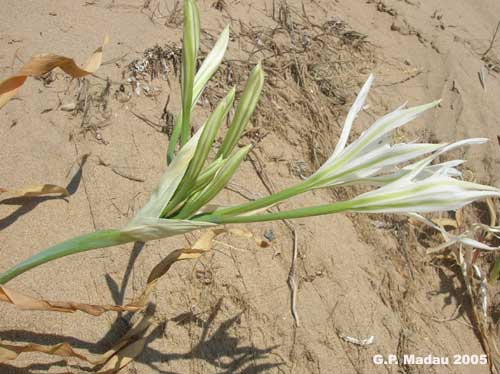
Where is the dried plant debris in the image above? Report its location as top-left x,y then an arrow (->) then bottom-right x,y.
338,333 -> 375,346
458,248 -> 500,372
0,184 -> 69,200
482,20 -> 500,73
0,37 -> 108,109
413,201 -> 500,372
126,44 -> 181,95
212,0 -> 226,12
199,6 -> 375,166
67,77 -> 113,143
0,286 -> 140,316
0,311 -> 152,372
141,0 -> 183,27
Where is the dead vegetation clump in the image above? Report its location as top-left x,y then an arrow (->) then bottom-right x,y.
482,20 -> 500,74
127,44 -> 181,94
200,2 -> 376,170
67,77 -> 114,143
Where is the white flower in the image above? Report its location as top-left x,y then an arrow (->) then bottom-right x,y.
307,75 -> 446,189
347,142 -> 500,214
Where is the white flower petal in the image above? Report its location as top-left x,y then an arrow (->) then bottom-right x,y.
314,74 -> 441,182
313,143 -> 443,188
350,176 -> 500,213
398,138 -> 488,184
331,74 -> 373,158
341,101 -> 440,166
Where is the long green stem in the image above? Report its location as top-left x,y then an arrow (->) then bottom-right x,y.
210,181 -> 311,217
195,199 -> 353,224
0,230 -> 134,284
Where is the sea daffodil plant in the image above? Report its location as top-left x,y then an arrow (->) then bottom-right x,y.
1,0 -> 499,284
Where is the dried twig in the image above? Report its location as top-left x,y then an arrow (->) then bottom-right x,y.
248,149 -> 301,326
97,157 -> 145,183
397,222 -> 415,280
288,226 -> 300,326
483,20 -> 500,57
130,110 -> 164,132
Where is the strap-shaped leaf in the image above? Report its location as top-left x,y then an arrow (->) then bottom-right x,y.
121,217 -> 215,241
217,63 -> 264,158
193,26 -> 230,104
162,88 -> 235,217
180,0 -> 200,146
0,230 -> 133,284
175,145 -> 251,219
192,156 -> 224,192
185,88 -> 235,185
167,26 -> 230,164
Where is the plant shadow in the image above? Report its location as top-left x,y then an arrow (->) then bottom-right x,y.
0,240 -> 282,373
0,301 -> 281,373
428,261 -> 485,342
0,154 -> 88,231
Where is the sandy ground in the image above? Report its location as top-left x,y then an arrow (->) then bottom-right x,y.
1,0 -> 500,373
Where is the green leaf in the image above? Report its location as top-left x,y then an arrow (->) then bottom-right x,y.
192,156 -> 224,192
186,88 -> 235,184
193,26 -> 230,104
175,144 -> 251,219
217,63 -> 264,158
167,26 -> 230,164
180,0 -> 200,147
121,217 -> 215,241
133,127 -> 204,222
162,88 -> 235,216
0,230 -> 134,284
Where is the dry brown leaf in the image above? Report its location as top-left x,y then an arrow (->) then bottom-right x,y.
456,208 -> 464,227
432,218 -> 458,229
0,286 -> 140,316
127,228 -> 268,307
0,36 -> 108,109
94,313 -> 152,370
486,197 -> 497,227
0,184 -> 69,199
228,227 -> 270,247
126,229 -> 222,308
0,341 -> 94,364
0,312 -> 152,367
98,339 -> 147,374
